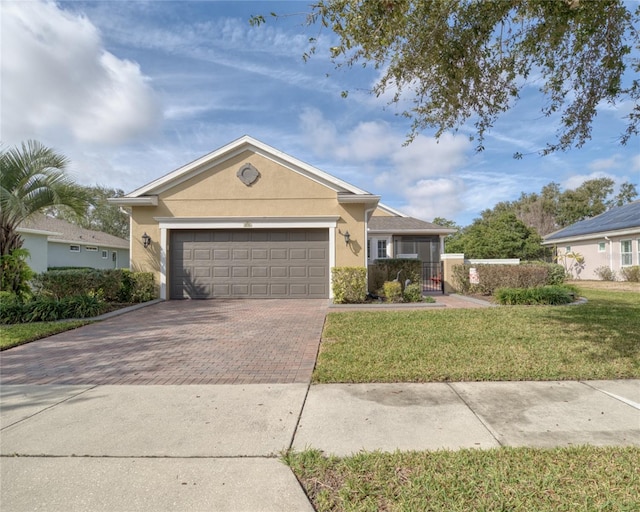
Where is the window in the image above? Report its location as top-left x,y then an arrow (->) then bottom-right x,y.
621,240 -> 632,266
101,250 -> 108,259
69,245 -> 80,252
598,242 -> 606,252
85,246 -> 98,252
565,246 -> 571,253
377,239 -> 388,259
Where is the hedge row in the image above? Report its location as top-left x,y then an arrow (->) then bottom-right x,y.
0,293 -> 106,324
452,263 -> 565,295
369,259 -> 422,293
332,267 -> 367,304
494,285 -> 577,305
31,269 -> 155,303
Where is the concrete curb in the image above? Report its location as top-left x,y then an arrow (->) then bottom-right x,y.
66,299 -> 163,323
329,301 -> 445,310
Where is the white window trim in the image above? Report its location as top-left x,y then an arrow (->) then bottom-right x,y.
598,242 -> 606,253
101,250 -> 108,259
85,246 -> 98,252
620,239 -> 633,267
368,236 -> 393,262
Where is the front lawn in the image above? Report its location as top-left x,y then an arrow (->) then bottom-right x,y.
287,446 -> 640,512
0,321 -> 91,350
315,286 -> 640,382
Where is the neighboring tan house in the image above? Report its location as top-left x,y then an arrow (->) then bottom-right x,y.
18,216 -> 130,273
109,135 -> 454,299
542,200 -> 640,279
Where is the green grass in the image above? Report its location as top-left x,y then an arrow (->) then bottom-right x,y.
315,287 -> 640,382
0,321 -> 91,350
286,446 -> 640,512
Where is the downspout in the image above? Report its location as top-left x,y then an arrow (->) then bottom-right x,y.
605,236 -> 612,272
364,207 -> 376,293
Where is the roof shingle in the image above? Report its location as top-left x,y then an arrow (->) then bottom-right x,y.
19,215 -> 129,249
544,200 -> 640,241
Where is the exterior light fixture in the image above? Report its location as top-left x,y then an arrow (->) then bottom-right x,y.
142,232 -> 152,248
339,229 -> 351,245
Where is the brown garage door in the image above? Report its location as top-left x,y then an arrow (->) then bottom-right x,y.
170,229 -> 329,299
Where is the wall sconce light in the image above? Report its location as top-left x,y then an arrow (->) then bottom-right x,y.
142,232 -> 152,248
339,229 -> 351,245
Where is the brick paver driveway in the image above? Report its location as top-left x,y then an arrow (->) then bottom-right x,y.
0,300 -> 328,385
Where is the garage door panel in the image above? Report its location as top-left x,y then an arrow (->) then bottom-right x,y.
309,248 -> 326,259
194,267 -> 211,278
213,249 -> 230,260
232,266 -> 249,278
309,266 -> 326,277
213,267 -> 229,277
193,249 -> 211,260
270,284 -> 288,296
170,229 -> 329,298
252,249 -> 268,259
232,249 -> 249,260
252,267 -> 268,278
194,232 -> 212,242
271,266 -> 287,278
270,249 -> 287,259
290,266 -> 307,278
251,283 -> 269,295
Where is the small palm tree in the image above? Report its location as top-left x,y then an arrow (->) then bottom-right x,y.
1,140 -> 90,257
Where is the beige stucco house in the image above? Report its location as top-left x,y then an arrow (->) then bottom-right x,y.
542,200 -> 640,279
110,136 -> 453,299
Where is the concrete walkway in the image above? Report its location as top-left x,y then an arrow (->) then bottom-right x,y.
1,298 -> 638,511
1,380 -> 639,511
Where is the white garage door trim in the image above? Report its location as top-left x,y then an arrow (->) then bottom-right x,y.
156,217 -> 339,300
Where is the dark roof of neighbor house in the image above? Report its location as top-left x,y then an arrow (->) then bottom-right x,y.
369,216 -> 455,233
544,200 -> 640,242
18,215 -> 129,249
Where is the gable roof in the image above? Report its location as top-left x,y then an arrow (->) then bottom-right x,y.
18,215 -> 129,249
120,135 -> 374,198
369,216 -> 456,234
544,200 -> 640,243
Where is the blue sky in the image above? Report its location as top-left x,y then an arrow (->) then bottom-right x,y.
2,0 -> 639,226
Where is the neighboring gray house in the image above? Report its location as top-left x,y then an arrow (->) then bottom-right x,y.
543,200 -> 640,279
17,216 -> 130,273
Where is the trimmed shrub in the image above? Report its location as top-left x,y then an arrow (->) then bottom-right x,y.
1,294 -> 106,324
332,267 -> 367,304
383,281 -> 402,302
0,248 -> 34,298
620,266 -> 640,283
31,269 -> 156,303
371,259 -> 422,292
128,272 -> 155,302
452,264 -> 552,295
494,285 -> 576,305
402,282 -> 423,303
594,266 -> 617,281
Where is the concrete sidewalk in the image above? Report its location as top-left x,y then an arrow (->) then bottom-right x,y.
1,380 -> 639,511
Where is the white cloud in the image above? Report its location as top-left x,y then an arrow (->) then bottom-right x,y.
562,171 -> 615,190
632,155 -> 640,172
299,108 -> 471,220
1,0 -> 161,146
588,155 -> 622,172
401,178 -> 464,221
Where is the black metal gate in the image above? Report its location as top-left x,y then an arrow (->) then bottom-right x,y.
422,262 -> 444,293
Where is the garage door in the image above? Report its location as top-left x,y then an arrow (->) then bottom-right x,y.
170,229 -> 329,299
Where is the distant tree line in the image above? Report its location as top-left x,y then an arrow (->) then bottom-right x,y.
46,185 -> 129,240
435,178 -> 638,260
